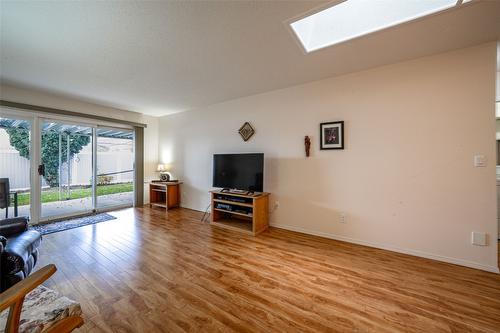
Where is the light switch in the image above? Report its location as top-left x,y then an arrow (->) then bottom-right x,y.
473,155 -> 487,167
471,232 -> 487,246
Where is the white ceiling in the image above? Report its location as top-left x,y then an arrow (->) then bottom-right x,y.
1,0 -> 499,117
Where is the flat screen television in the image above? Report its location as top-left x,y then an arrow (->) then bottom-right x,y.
212,153 -> 264,192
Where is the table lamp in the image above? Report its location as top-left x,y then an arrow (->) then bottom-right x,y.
157,164 -> 170,182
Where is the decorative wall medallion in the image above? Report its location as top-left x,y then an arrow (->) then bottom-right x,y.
238,122 -> 255,142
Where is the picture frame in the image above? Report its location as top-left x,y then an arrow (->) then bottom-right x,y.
320,121 -> 344,150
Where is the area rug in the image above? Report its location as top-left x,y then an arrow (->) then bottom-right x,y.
31,213 -> 117,235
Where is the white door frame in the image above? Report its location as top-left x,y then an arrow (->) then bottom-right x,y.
37,117 -> 96,223
0,110 -> 38,222
94,125 -> 135,212
1,109 -> 135,224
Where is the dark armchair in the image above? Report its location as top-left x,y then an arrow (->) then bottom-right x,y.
0,178 -> 19,218
0,216 -> 42,292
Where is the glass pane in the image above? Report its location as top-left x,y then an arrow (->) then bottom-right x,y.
96,128 -> 134,208
290,0 -> 457,52
0,116 -> 31,220
40,121 -> 93,219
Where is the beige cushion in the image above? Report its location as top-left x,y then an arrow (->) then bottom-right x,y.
0,285 -> 82,333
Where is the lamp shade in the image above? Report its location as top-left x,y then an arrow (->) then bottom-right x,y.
157,164 -> 166,172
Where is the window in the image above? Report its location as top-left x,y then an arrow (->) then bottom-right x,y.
290,0 -> 468,53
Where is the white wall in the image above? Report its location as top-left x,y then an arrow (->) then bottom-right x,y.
0,84 -> 159,203
497,42 -> 500,240
159,43 -> 498,272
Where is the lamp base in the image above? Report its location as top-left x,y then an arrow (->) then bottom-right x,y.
159,173 -> 170,182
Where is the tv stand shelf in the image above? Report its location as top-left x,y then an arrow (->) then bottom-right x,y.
210,190 -> 269,236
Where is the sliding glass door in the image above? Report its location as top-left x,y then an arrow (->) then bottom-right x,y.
1,112 -> 135,224
96,127 -> 134,209
39,120 -> 94,220
0,116 -> 32,219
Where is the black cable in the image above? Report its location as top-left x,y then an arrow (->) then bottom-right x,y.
201,203 -> 211,223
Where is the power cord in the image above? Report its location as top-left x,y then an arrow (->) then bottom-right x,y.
201,203 -> 211,223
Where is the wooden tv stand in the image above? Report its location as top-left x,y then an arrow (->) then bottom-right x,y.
210,190 -> 269,236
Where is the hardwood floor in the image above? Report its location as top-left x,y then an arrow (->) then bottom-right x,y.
36,207 -> 500,333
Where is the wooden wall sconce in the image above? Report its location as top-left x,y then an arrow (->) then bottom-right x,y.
305,136 -> 311,157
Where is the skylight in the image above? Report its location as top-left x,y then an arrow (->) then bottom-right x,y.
290,0 -> 463,53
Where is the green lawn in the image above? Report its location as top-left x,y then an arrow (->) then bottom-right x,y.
14,183 -> 133,206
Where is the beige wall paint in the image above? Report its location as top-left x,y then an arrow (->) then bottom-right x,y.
496,71 -> 499,100
0,84 -> 159,203
159,43 -> 498,272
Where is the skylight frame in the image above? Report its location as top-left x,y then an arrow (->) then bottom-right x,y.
286,0 -> 477,54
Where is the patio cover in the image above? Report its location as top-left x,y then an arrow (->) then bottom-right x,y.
0,118 -> 133,139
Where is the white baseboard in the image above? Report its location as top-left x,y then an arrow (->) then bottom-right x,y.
270,223 -> 500,274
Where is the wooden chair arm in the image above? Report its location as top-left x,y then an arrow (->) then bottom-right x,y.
45,316 -> 84,333
1,264 -> 56,333
0,264 -> 57,312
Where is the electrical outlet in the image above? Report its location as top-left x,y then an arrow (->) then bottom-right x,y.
339,212 -> 346,223
274,201 -> 280,209
474,155 -> 487,167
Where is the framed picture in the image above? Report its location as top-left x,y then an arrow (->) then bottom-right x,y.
320,121 -> 344,150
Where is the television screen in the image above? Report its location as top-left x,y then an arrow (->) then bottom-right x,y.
213,153 -> 264,192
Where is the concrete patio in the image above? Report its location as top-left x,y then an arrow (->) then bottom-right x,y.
0,192 -> 133,221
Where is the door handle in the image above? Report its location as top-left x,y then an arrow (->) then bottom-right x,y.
38,164 -> 45,176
